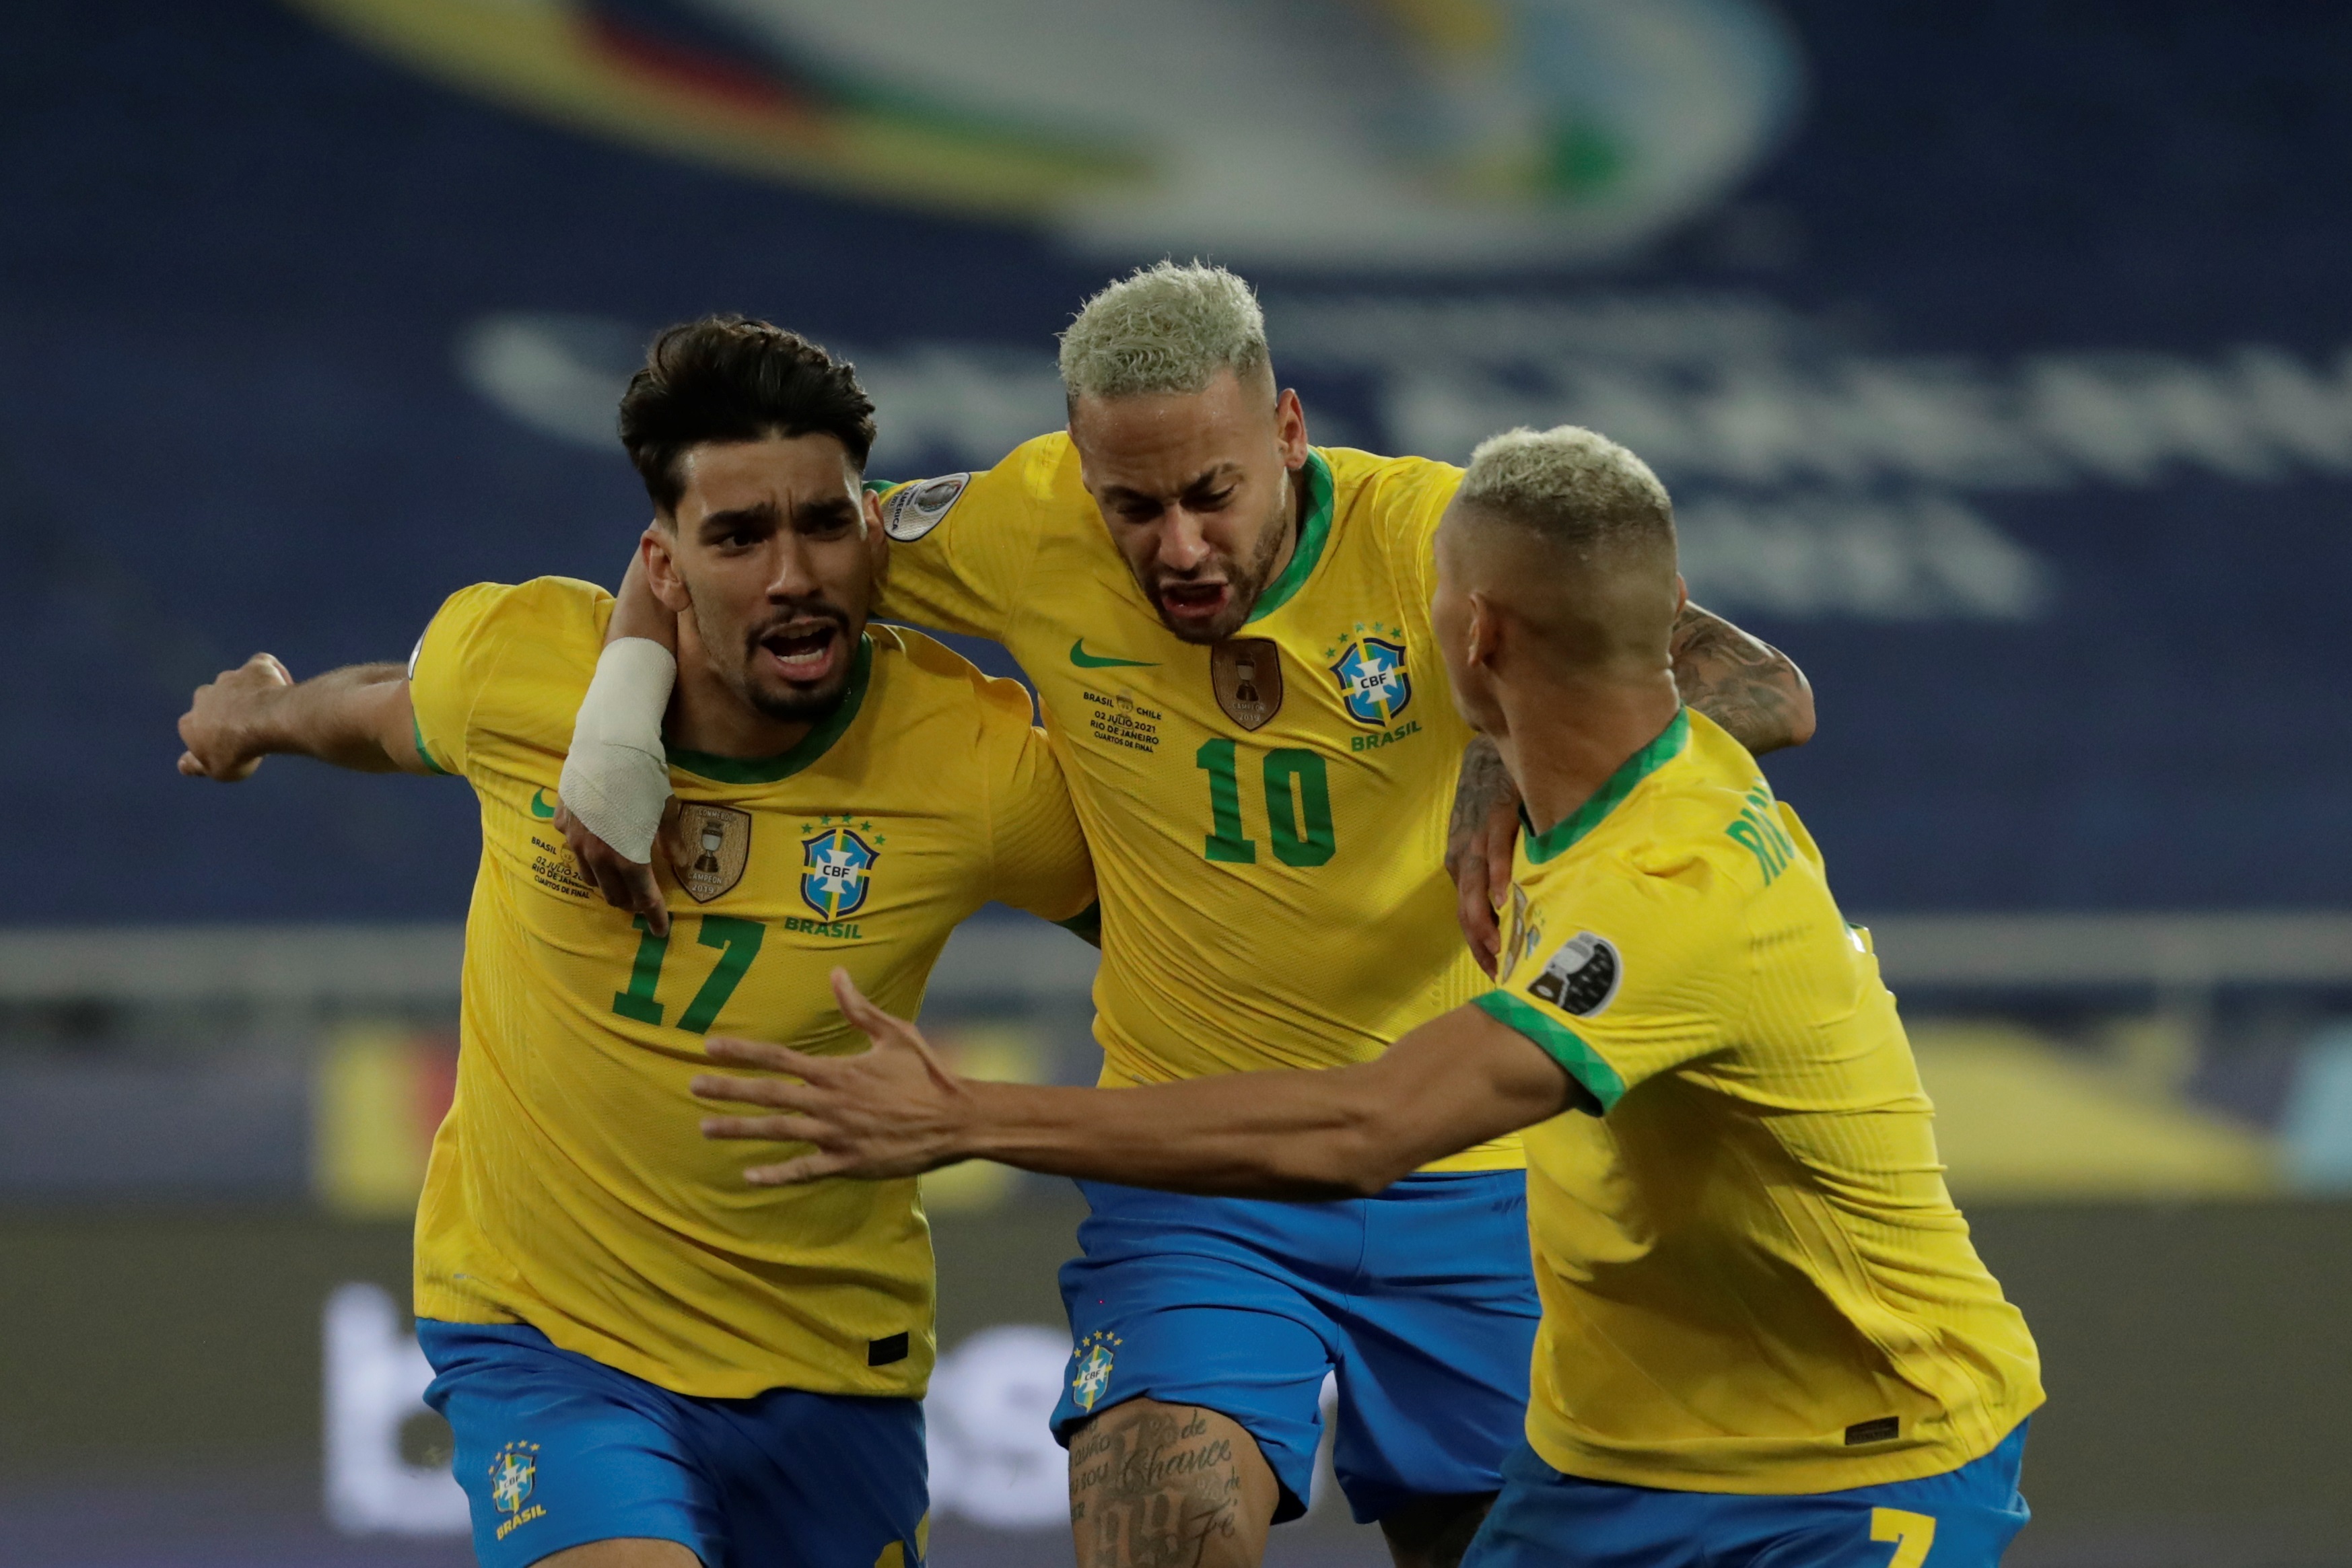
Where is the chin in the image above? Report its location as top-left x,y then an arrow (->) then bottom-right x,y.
748,675 -> 851,724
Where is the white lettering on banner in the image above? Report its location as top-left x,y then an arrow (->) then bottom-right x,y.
459,298 -> 2352,625
322,1283 -> 471,1536
318,1283 -> 1129,1535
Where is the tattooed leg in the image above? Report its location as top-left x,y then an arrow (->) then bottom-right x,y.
1068,1398 -> 1280,1568
1377,1491 -> 1497,1568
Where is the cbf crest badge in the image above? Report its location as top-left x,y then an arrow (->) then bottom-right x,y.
801,819 -> 880,919
670,803 -> 752,903
1209,638 -> 1283,729
1325,621 -> 1412,728
489,1440 -> 539,1513
1071,1329 -> 1121,1413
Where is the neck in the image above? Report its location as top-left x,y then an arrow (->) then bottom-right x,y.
1492,670 -> 1682,841
665,651 -> 817,760
1261,460 -> 1308,585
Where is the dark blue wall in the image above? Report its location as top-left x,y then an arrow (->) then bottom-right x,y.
3,0 -> 2345,921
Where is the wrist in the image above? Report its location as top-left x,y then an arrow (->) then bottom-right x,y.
235,685 -> 296,762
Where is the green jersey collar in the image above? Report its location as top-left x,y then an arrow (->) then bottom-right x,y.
1521,708 -> 1690,864
668,633 -> 874,784
1246,450 -> 1334,624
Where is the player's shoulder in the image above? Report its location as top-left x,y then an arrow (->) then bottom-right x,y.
434,575 -> 609,641
875,431 -> 1080,542
1322,446 -> 1463,514
419,576 -> 608,686
865,622 -> 1039,736
1530,715 -> 1770,921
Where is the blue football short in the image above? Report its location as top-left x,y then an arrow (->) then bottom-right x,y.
418,1319 -> 928,1568
1463,1421 -> 2033,1568
1049,1170 -> 1543,1525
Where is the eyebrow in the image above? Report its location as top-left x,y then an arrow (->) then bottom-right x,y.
1099,464 -> 1244,505
700,501 -> 779,536
698,495 -> 860,536
792,495 -> 860,529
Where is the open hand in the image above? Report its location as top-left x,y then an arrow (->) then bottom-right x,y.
693,968 -> 973,1184
556,797 -> 682,936
177,653 -> 292,781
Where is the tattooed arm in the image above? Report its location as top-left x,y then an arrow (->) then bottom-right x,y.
1671,602 -> 1814,754
1446,604 -> 1811,971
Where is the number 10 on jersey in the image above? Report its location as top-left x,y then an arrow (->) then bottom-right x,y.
1195,740 -> 1334,867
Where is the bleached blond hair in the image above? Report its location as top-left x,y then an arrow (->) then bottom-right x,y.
1058,260 -> 1272,402
1457,425 -> 1675,555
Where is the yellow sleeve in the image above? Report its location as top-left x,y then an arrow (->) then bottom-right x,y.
1475,854 -> 1747,1112
407,577 -> 610,782
870,437 -> 1060,641
973,675 -> 1095,923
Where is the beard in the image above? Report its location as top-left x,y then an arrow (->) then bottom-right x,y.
1137,485 -> 1295,645
695,598 -> 858,724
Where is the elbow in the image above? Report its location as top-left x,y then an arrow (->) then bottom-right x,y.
1780,669 -> 1818,749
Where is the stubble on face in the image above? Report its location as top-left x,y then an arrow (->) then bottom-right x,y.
1140,477 -> 1292,646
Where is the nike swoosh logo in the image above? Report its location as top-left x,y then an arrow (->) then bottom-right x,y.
1070,638 -> 1156,670
530,789 -> 557,819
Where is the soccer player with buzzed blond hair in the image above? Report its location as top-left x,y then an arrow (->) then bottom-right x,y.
696,423 -> 2046,1568
563,265 -> 1815,1568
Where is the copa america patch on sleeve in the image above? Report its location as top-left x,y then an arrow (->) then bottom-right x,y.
1528,931 -> 1621,1017
881,472 -> 970,541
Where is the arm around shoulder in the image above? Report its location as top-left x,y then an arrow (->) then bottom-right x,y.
1671,603 -> 1815,754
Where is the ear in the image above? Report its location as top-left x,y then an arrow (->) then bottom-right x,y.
1673,573 -> 1690,616
1274,387 -> 1309,469
863,487 -> 889,577
642,522 -> 692,614
1465,587 -> 1504,673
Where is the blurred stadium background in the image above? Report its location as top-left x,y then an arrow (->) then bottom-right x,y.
5,1 -> 2351,1563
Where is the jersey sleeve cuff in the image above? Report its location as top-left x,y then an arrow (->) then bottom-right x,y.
1473,991 -> 1626,1112
411,713 -> 454,777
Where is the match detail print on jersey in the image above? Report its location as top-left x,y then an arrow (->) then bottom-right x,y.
1210,638 -> 1284,729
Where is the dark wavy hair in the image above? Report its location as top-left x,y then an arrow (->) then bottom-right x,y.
618,314 -> 877,513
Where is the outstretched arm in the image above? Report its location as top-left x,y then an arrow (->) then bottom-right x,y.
693,970 -> 1577,1201
176,655 -> 427,780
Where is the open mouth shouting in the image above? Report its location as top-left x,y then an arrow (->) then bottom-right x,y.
1155,577 -> 1233,631
753,615 -> 848,686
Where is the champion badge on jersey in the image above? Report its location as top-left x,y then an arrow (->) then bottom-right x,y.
880,473 -> 969,541
1325,623 -> 1412,727
1529,931 -> 1622,1017
489,1441 -> 539,1512
671,804 -> 752,902
1210,638 -> 1283,729
1071,1330 -> 1121,1413
800,820 -> 879,919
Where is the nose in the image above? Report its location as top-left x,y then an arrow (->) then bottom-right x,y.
763,533 -> 821,600
1157,507 -> 1214,574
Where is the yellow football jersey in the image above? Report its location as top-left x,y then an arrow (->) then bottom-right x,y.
1477,708 -> 2044,1491
407,576 -> 1091,1399
876,437 -> 1515,1170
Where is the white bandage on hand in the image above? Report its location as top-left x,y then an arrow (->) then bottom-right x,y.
558,637 -> 678,864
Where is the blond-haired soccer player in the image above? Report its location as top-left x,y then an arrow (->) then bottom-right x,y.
565,265 -> 1812,1567
693,425 -> 2044,1568
176,318 -> 1095,1568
